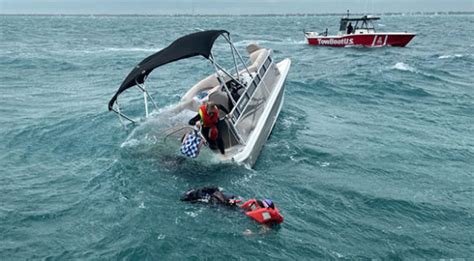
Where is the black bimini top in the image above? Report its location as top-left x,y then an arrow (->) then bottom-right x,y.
341,15 -> 380,22
108,29 -> 229,110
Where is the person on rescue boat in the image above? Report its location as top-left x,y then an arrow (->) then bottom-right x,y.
346,22 -> 354,34
188,101 -> 230,155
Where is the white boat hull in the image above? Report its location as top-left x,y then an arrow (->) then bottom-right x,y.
231,58 -> 291,167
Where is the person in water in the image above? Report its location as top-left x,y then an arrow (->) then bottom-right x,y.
181,186 -> 239,206
182,189 -> 283,224
188,101 -> 229,155
242,199 -> 275,210
346,22 -> 354,34
240,198 -> 283,224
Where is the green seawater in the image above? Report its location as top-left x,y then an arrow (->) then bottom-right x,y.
0,14 -> 473,259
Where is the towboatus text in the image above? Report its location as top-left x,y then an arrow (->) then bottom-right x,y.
317,38 -> 354,45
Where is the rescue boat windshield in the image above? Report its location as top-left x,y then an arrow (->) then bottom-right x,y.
340,15 -> 380,34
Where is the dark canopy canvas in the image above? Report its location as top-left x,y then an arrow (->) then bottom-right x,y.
339,16 -> 380,31
108,30 -> 229,110
341,16 -> 380,22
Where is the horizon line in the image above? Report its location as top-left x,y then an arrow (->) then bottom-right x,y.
1,11 -> 473,17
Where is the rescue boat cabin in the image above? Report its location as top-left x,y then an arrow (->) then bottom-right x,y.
339,15 -> 380,35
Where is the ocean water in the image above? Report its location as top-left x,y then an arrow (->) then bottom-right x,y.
1,14 -> 473,259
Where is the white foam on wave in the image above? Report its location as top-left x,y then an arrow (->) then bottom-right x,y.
120,138 -> 141,148
280,115 -> 297,128
185,208 -> 203,218
118,102 -> 231,166
185,211 -> 199,218
318,161 -> 330,167
392,62 -> 415,72
120,102 -> 195,148
438,54 -> 463,59
344,44 -> 364,49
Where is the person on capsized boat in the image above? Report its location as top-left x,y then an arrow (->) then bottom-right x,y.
240,198 -> 284,225
181,186 -> 240,206
188,101 -> 229,155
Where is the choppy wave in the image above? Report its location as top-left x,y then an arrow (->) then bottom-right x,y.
392,62 -> 416,72
438,54 -> 464,59
121,104 -> 194,145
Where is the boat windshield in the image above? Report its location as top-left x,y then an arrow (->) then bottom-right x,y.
339,20 -> 348,32
339,15 -> 379,33
354,19 -> 376,32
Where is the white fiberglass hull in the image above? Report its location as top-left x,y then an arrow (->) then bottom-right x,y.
229,58 -> 291,167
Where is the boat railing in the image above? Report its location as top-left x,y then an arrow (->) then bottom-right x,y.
228,52 -> 273,143
228,63 -> 249,79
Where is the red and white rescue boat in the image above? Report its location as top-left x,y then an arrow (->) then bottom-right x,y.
304,13 -> 415,47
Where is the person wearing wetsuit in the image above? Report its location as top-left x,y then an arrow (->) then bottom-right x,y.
181,186 -> 238,206
188,102 -> 229,155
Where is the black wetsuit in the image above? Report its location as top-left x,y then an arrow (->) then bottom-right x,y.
181,187 -> 238,206
188,104 -> 229,154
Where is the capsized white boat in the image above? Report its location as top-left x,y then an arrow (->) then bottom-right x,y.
108,30 -> 291,167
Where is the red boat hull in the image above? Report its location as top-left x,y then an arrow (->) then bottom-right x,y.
306,33 -> 415,47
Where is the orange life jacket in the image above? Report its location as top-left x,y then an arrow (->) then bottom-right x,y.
240,199 -> 284,224
198,105 -> 219,127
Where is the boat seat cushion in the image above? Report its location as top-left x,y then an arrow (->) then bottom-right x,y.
248,49 -> 269,73
246,43 -> 261,55
208,90 -> 231,114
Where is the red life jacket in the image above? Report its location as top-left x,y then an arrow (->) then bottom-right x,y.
198,105 -> 219,127
240,199 -> 284,224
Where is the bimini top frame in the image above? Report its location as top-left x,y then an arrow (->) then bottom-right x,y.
339,10 -> 380,33
108,29 -> 253,135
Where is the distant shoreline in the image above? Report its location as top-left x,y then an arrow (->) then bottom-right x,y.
1,11 -> 473,17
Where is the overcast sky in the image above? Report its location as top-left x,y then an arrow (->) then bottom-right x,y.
1,0 -> 473,14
